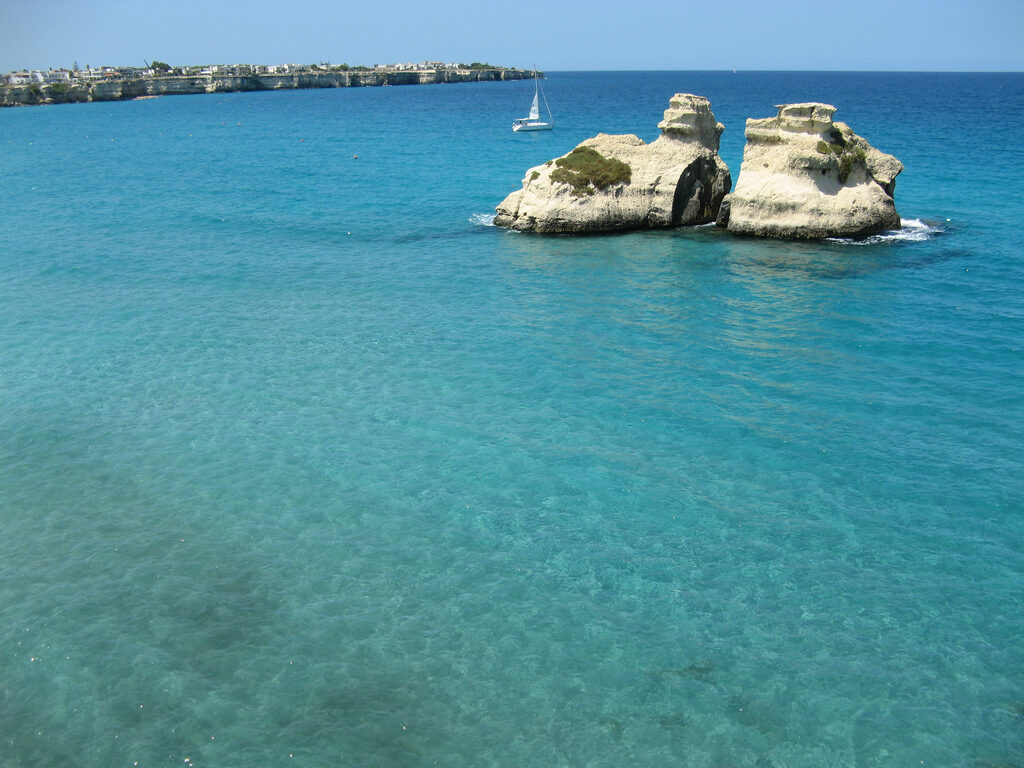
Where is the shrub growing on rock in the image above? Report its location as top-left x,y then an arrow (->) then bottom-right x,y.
815,138 -> 868,184
549,146 -> 631,196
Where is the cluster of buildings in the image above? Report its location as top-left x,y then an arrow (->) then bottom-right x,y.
376,61 -> 461,71
6,68 -> 87,85
4,64 -> 281,86
4,61 -> 503,87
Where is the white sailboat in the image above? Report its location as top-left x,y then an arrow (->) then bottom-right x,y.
512,71 -> 553,132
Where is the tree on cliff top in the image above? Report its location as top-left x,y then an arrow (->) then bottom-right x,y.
151,61 -> 171,74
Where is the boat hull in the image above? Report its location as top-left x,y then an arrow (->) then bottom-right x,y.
513,121 -> 553,132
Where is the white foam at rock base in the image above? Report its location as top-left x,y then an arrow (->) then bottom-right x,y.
827,218 -> 942,245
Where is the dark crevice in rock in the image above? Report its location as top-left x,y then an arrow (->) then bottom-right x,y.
671,157 -> 731,226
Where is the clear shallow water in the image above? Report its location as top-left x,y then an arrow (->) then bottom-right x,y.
1,72 -> 1023,767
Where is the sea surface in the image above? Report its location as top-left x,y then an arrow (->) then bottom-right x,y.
1,71 -> 1023,767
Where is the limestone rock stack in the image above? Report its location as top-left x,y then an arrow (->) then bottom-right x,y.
720,103 -> 902,239
494,94 -> 732,233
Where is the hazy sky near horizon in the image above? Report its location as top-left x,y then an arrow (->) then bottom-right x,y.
1,0 -> 1021,73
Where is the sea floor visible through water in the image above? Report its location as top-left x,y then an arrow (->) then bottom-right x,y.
1,71 -> 1023,767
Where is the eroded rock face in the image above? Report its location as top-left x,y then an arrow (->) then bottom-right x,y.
494,94 -> 732,233
721,103 -> 902,239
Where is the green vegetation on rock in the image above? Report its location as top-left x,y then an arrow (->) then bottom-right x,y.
838,148 -> 866,183
749,133 -> 784,145
549,146 -> 632,196
815,138 -> 867,184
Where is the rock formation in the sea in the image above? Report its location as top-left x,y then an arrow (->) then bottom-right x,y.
719,103 -> 902,239
493,94 -> 732,233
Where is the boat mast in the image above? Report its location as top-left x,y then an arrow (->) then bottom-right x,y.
536,69 -> 553,125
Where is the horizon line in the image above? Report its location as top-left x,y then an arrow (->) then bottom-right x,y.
543,67 -> 1023,74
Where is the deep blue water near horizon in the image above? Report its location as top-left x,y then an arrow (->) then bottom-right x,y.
1,71 -> 1022,767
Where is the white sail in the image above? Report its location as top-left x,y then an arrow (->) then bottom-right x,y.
528,91 -> 540,120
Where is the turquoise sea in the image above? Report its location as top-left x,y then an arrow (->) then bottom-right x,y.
1,71 -> 1022,767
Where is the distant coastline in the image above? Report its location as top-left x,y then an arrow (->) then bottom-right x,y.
0,63 -> 539,108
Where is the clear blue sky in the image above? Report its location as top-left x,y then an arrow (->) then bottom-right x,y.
1,0 -> 1021,73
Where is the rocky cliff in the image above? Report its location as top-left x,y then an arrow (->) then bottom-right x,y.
493,94 -> 731,233
720,103 -> 902,239
0,69 -> 533,107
